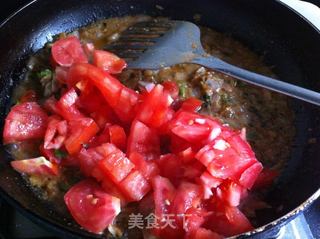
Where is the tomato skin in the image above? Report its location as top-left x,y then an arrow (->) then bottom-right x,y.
98,149 -> 134,183
44,116 -> 67,150
129,152 -> 160,181
78,148 -> 103,177
108,125 -> 127,151
205,202 -> 253,237
78,143 -> 119,178
238,162 -> 263,189
178,147 -> 195,164
3,102 -> 48,144
119,170 -> 151,201
64,179 -> 121,234
136,84 -> 173,128
127,120 -> 160,161
180,97 -> 202,112
64,117 -> 99,155
11,156 -> 58,176
183,208 -> 208,235
169,111 -> 221,144
114,87 -> 139,124
216,180 -> 246,207
51,36 -> 88,67
157,154 -> 183,186
101,178 -> 128,206
171,182 -> 202,227
68,63 -> 137,123
57,88 -> 84,121
152,176 -> 176,221
68,63 -> 122,106
195,132 -> 260,187
162,81 -> 179,100
93,50 -> 127,74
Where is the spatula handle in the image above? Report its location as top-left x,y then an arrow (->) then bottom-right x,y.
192,56 -> 320,106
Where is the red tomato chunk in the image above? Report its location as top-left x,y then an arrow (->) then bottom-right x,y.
3,36 -> 271,238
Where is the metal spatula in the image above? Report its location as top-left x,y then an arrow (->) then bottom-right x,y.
105,20 -> 320,106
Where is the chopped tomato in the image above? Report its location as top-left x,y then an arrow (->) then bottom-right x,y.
93,50 -> 127,74
136,84 -> 173,128
182,161 -> 204,180
195,133 -> 259,187
157,154 -> 183,186
152,176 -> 176,222
11,156 -> 58,176
78,87 -> 119,127
68,63 -> 137,123
178,147 -> 195,164
162,81 -> 179,100
79,144 -> 119,178
64,117 -> 99,155
78,147 -> 104,177
100,178 -> 128,206
169,134 -> 191,154
4,37 -> 268,237
205,202 -> 253,237
253,168 -> 279,189
108,125 -> 127,151
88,124 -> 111,148
68,63 -> 122,105
171,182 -> 202,227
127,120 -> 160,161
180,97 -> 202,112
129,152 -> 159,180
119,170 -> 151,201
40,146 -> 57,163
64,179 -> 121,234
51,36 -> 88,67
216,180 -> 246,207
183,208 -> 208,235
198,171 -> 223,199
3,102 -> 48,144
44,116 -> 67,150
239,162 -> 263,189
57,88 -> 84,121
169,111 -> 222,144
98,148 -> 134,183
113,87 -> 139,124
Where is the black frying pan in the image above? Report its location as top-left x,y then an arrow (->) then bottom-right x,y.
1,0 -> 320,238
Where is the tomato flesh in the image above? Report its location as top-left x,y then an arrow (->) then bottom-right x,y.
119,170 -> 151,201
11,156 -> 58,176
64,117 -> 99,155
129,152 -> 160,181
44,116 -> 67,150
51,36 -> 88,67
127,120 -> 160,161
93,50 -> 127,74
3,102 -> 48,144
64,179 -> 121,234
